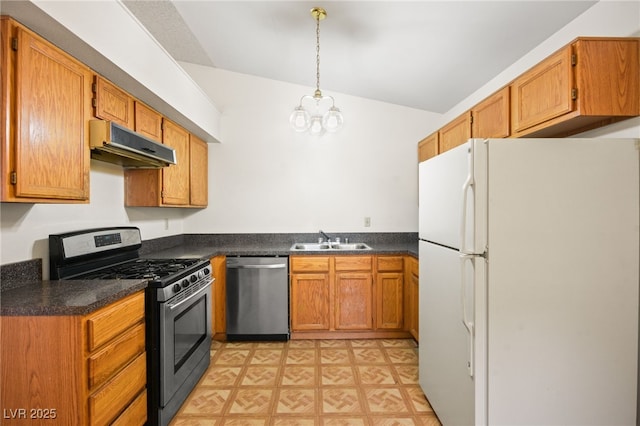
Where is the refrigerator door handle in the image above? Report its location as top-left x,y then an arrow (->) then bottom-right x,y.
461,253 -> 475,378
460,143 -> 475,255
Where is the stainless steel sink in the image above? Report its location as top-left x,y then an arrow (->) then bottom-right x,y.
290,242 -> 372,251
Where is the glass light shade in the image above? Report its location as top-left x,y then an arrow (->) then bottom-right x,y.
309,115 -> 324,135
289,107 -> 310,132
322,107 -> 343,132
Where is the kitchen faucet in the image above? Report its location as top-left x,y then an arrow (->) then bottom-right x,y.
319,230 -> 331,242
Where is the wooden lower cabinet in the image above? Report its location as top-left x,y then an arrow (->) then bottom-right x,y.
0,291 -> 147,425
211,255 -> 227,340
290,254 -> 412,339
405,257 -> 419,341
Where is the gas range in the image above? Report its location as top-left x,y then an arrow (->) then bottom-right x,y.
49,226 -> 213,426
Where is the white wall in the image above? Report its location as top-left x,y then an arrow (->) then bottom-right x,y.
181,66 -> 438,234
1,0 -> 639,271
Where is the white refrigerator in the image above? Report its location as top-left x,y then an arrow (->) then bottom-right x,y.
418,138 -> 639,425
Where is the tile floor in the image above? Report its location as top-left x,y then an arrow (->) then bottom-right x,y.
170,339 -> 441,425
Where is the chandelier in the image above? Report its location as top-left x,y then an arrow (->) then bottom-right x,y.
289,7 -> 344,134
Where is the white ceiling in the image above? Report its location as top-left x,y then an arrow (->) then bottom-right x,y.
124,1 -> 597,114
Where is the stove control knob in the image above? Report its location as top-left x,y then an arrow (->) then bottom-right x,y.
173,283 -> 182,293
182,278 -> 190,288
204,267 -> 211,276
190,274 -> 198,283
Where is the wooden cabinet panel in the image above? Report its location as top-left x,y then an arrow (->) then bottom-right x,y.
93,76 -> 134,129
88,323 -> 145,390
291,256 -> 330,272
189,134 -> 208,207
418,132 -> 438,163
511,46 -> 573,133
212,255 -> 226,338
439,112 -> 471,154
376,272 -> 404,329
1,20 -> 91,202
335,256 -> 372,272
376,255 -> 404,272
290,272 -> 330,330
573,38 -> 639,116
405,257 -> 419,341
335,272 -> 373,330
161,119 -> 190,205
134,101 -> 162,142
111,389 -> 147,426
86,291 -> 145,351
472,86 -> 510,138
88,352 -> 146,426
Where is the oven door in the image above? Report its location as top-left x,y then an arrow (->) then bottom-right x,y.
159,280 -> 212,405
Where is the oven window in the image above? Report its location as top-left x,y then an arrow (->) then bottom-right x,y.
174,297 -> 207,372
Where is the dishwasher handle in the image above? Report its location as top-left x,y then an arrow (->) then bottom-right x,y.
227,263 -> 287,269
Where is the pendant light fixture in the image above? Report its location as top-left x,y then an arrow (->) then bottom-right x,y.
290,7 -> 343,134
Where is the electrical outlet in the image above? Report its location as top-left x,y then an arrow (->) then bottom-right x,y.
364,217 -> 371,227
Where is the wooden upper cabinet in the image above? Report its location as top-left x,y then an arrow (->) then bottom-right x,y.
189,135 -> 208,207
471,86 -> 510,138
511,37 -> 640,137
511,46 -> 573,134
418,132 -> 438,163
439,111 -> 471,154
161,119 -> 190,205
1,18 -> 91,203
93,75 -> 134,129
134,101 -> 162,142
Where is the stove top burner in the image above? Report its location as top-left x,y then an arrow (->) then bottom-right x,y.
77,258 -> 203,281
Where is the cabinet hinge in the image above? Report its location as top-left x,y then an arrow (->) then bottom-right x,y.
571,88 -> 578,100
11,37 -> 18,51
469,115 -> 474,124
571,53 -> 577,66
92,82 -> 97,93
92,98 -> 97,108
10,172 -> 17,185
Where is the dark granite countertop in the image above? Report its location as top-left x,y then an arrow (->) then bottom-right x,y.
143,233 -> 419,260
1,232 -> 418,317
0,279 -> 147,316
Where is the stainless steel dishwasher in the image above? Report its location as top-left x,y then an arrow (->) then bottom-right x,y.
226,256 -> 289,341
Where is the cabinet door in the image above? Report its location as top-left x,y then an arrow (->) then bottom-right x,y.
409,267 -> 419,341
511,46 -> 573,133
471,86 -> 510,138
161,119 -> 190,205
94,76 -> 134,129
376,272 -> 404,330
335,272 -> 373,330
11,26 -> 91,201
134,101 -> 162,142
290,273 -> 330,330
189,135 -> 208,207
439,112 -> 471,154
418,132 -> 438,163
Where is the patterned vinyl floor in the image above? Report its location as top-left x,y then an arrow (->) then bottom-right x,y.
170,339 -> 441,425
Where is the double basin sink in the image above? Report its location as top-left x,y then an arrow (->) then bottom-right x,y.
290,242 -> 372,251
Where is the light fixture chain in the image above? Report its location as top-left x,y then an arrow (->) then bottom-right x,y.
315,12 -> 321,94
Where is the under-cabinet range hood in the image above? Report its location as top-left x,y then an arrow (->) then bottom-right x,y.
89,120 -> 176,168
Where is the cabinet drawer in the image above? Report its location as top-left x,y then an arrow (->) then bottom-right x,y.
110,389 -> 147,426
87,291 -> 144,351
88,322 -> 145,390
376,256 -> 404,272
335,256 -> 372,271
89,352 -> 146,426
291,256 -> 330,272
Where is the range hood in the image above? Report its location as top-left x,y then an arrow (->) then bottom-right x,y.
89,120 -> 176,168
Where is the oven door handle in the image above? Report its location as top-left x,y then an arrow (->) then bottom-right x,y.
168,279 -> 212,311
